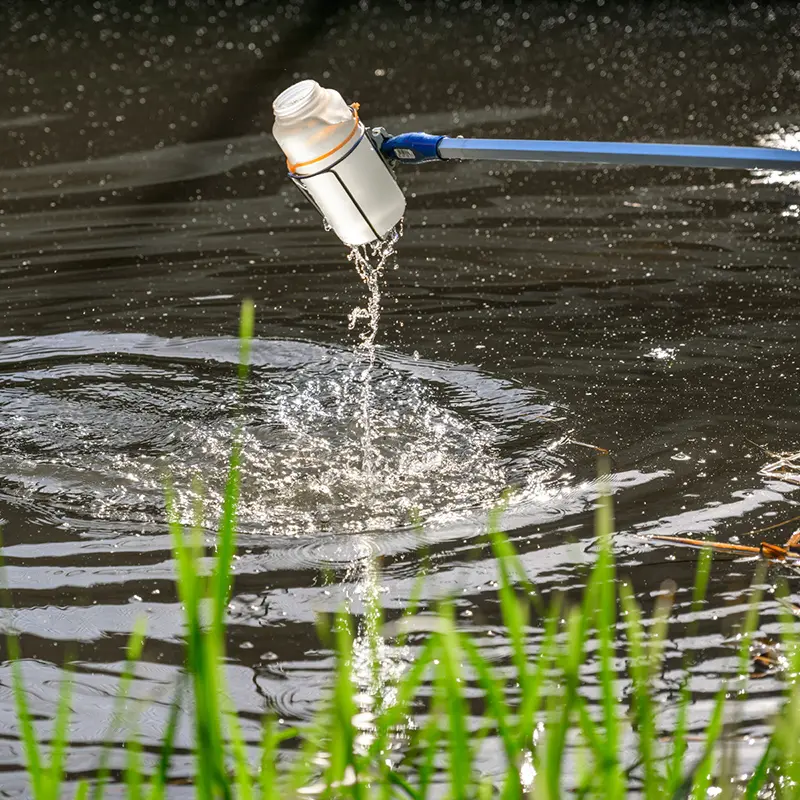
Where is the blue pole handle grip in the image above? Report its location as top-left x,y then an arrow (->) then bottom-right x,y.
380,132 -> 445,164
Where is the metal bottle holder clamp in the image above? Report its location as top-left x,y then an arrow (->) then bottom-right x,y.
287,123 -> 402,244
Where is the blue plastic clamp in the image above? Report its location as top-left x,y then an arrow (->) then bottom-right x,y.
381,132 -> 445,164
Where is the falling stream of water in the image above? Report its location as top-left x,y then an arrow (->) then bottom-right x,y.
346,223 -> 403,475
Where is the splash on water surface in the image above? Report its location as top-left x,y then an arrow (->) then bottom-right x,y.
0,333 -> 564,538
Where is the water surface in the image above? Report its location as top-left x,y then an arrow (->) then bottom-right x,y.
0,1 -> 799,792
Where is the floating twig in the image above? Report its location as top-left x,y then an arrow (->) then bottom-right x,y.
739,514 -> 800,539
759,450 -> 800,486
643,533 -> 800,562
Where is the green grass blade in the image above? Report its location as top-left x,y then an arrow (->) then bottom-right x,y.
542,606 -> 586,800
166,491 -> 200,637
168,493 -> 226,800
45,663 -> 74,800
223,692 -> 254,800
0,533 -> 42,797
295,612 -> 359,799
489,532 -> 530,739
686,685 -> 727,800
258,717 -> 279,800
368,634 -> 437,764
168,494 -> 230,800
506,592 -> 563,799
648,585 -> 673,677
667,679 -> 692,794
395,553 -> 428,651
288,688 -> 332,795
177,298 -> 252,800
742,737 -> 773,800
575,696 -> 605,770
711,564 -> 766,800
736,561 -> 766,679
619,581 -> 659,800
437,607 -> 471,800
124,724 -> 143,800
416,699 -> 442,800
691,547 -> 713,614
573,712 -> 602,800
91,617 -> 147,800
528,593 -> 561,792
211,296 -> 252,634
212,439 -> 241,636
331,613 -> 361,799
8,637 -> 44,800
145,673 -> 186,800
385,768 -> 421,800
460,636 -> 518,788
238,298 -> 255,384
594,455 -> 623,798
73,780 -> 90,800
771,592 -> 800,795
198,602 -> 230,798
669,545 -> 714,794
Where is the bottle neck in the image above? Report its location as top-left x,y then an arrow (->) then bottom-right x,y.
273,80 -> 327,123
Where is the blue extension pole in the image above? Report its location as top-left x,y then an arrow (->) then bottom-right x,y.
381,132 -> 800,172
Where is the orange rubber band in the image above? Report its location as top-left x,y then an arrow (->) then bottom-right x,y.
286,103 -> 361,174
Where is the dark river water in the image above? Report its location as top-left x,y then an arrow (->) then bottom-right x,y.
0,0 -> 799,793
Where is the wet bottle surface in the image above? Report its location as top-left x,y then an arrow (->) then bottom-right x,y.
272,79 -> 406,246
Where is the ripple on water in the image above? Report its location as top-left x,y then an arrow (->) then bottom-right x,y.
0,332 -> 566,539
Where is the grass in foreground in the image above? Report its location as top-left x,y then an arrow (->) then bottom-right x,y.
5,301 -> 800,798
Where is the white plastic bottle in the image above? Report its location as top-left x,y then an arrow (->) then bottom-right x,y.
272,80 -> 406,246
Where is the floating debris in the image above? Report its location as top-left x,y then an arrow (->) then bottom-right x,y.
749,637 -> 784,679
643,515 -> 800,563
759,450 -> 800,486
